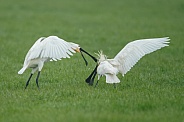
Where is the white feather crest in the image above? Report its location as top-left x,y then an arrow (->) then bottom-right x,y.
95,50 -> 107,63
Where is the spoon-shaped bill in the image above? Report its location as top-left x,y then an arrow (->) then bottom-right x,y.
85,64 -> 98,85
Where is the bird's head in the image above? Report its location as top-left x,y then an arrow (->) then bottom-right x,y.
69,42 -> 80,52
69,42 -> 98,65
96,50 -> 107,64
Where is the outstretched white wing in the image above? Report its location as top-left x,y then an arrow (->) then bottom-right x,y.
114,37 -> 170,76
23,36 -> 78,66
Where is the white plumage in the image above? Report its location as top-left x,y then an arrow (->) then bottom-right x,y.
18,36 -> 97,89
95,37 -> 170,85
18,36 -> 79,75
97,61 -> 120,84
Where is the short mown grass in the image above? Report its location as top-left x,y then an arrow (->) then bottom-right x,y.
0,0 -> 183,122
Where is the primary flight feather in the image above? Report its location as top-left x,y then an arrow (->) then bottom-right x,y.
86,37 -> 170,87
18,36 -> 97,89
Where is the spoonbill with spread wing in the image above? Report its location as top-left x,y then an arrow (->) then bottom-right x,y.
85,37 -> 170,87
18,36 -> 97,89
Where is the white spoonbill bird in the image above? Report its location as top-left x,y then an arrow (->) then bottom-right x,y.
18,36 -> 97,89
85,37 -> 170,87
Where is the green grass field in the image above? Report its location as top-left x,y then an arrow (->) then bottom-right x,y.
0,0 -> 184,122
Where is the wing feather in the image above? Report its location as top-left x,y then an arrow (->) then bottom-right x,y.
55,46 -> 62,59
57,41 -> 71,58
23,37 -> 45,66
41,36 -> 77,59
114,37 -> 170,76
23,36 -> 78,65
57,43 -> 67,58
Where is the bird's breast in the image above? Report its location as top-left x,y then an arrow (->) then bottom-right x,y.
97,61 -> 118,75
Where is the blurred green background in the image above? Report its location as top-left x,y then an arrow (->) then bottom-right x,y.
0,0 -> 183,122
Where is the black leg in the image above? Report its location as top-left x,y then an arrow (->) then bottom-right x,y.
36,71 -> 41,89
25,73 -> 33,89
80,51 -> 88,66
80,48 -> 97,62
94,80 -> 99,88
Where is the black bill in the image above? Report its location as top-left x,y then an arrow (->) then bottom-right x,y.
85,64 -> 98,85
80,48 -> 98,66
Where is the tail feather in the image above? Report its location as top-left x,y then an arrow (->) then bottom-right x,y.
18,67 -> 27,74
105,74 -> 120,84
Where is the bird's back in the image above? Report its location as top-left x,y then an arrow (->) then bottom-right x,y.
23,37 -> 46,67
